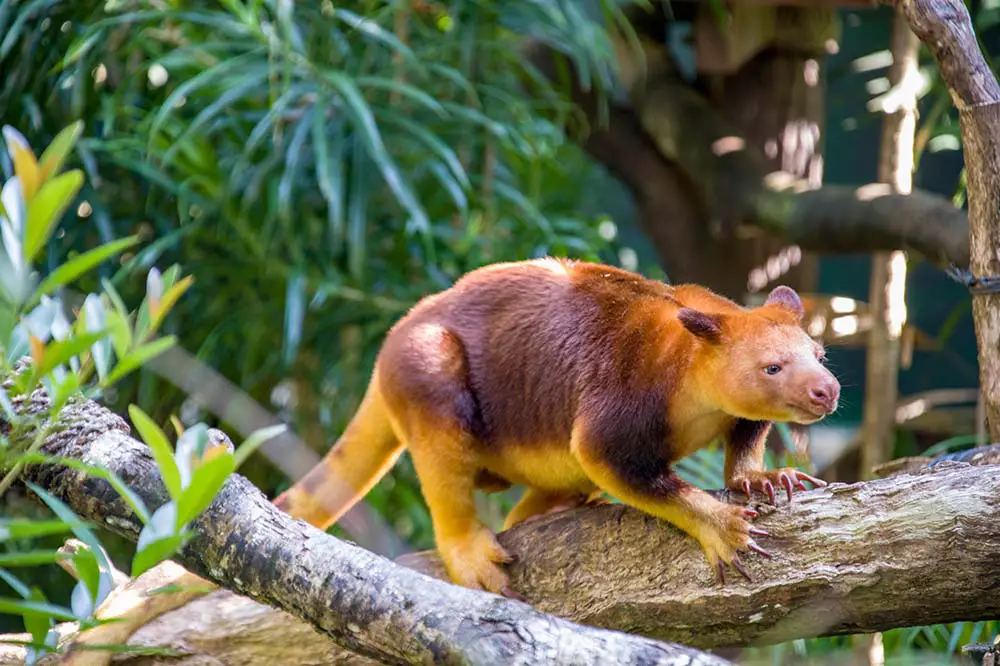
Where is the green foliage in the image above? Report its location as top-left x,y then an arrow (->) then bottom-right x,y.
0,0 -> 636,564
0,125 -> 278,661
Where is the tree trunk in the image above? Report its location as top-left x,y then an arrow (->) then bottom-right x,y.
881,0 -> 1000,442
860,11 -> 920,479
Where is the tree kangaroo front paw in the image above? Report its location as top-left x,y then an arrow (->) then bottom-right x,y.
728,467 -> 827,504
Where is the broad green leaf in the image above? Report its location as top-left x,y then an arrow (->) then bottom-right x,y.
233,424 -> 286,470
174,453 -> 235,528
23,588 -> 53,655
131,533 -> 186,578
103,309 -> 133,359
30,235 -> 140,306
24,170 -> 84,262
71,548 -> 100,605
136,502 -> 177,552
107,336 -> 177,385
128,405 -> 182,501
37,121 -> 83,182
174,424 -> 210,488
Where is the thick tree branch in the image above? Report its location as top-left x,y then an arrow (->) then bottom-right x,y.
7,375 -> 727,666
883,0 -> 1000,439
522,38 -> 971,269
8,373 -> 1000,663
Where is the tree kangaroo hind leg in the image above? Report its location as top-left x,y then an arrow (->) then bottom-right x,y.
408,433 -> 518,597
381,323 -> 520,598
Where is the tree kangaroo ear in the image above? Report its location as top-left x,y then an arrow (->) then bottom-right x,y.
677,308 -> 724,343
764,285 -> 804,321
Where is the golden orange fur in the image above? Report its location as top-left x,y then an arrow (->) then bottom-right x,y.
273,258 -> 840,595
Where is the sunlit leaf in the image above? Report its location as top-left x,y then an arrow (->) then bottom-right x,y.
30,235 -> 140,306
107,336 -> 177,385
37,121 -> 84,182
174,453 -> 234,528
132,533 -> 186,578
128,404 -> 183,500
22,588 -> 55,656
149,275 -> 193,333
24,170 -> 84,262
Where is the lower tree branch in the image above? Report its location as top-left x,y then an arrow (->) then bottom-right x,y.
7,375 -> 728,666
8,373 -> 1000,663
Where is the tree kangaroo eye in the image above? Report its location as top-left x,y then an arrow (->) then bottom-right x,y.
764,364 -> 782,375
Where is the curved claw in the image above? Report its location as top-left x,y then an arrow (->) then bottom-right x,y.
742,480 -> 752,497
749,525 -> 769,537
715,561 -> 726,585
732,557 -> 753,582
795,471 -> 828,488
742,508 -> 759,519
781,473 -> 794,503
748,539 -> 772,558
763,481 -> 776,504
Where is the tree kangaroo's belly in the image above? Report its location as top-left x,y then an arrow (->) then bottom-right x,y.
479,442 -> 595,494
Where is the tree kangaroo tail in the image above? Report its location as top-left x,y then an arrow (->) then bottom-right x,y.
273,372 -> 403,530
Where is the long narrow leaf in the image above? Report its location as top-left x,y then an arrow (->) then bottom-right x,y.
320,71 -> 430,236
30,236 -> 140,307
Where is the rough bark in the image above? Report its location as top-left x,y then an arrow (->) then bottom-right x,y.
860,10 -> 920,479
5,376 -> 730,666
883,0 -> 1000,441
8,375 -> 1000,663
